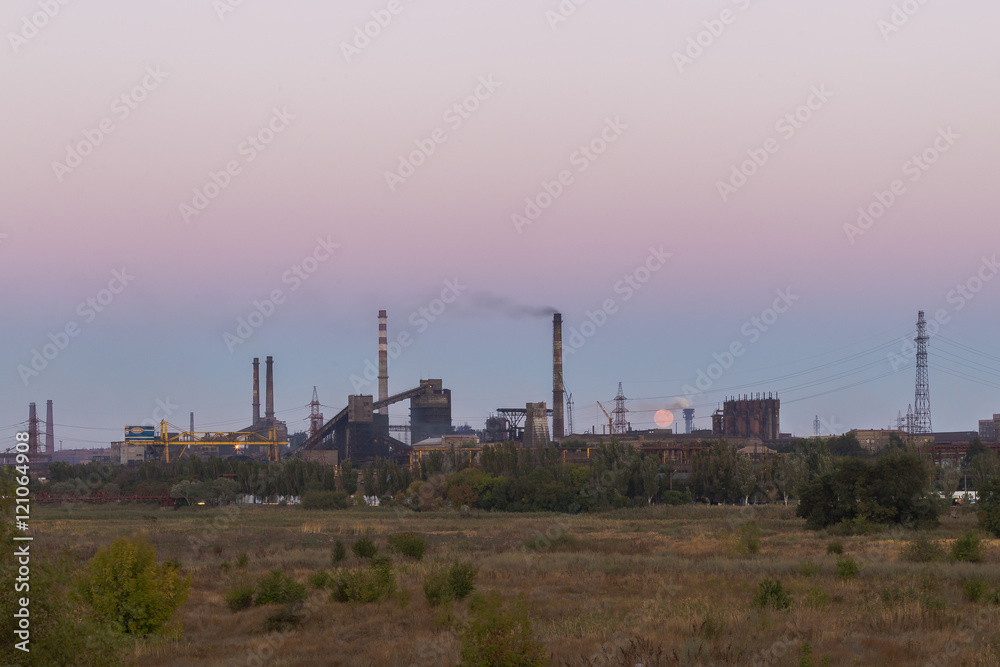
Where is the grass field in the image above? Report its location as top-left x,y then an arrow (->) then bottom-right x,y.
34,502 -> 1000,666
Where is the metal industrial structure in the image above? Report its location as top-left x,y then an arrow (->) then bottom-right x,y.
309,387 -> 324,437
379,309 -> 389,414
914,310 -> 933,434
712,394 -> 780,441
612,383 -> 629,435
552,313 -> 565,440
523,402 -> 550,448
683,408 -> 695,435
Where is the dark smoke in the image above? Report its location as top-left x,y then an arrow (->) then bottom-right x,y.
462,291 -> 557,319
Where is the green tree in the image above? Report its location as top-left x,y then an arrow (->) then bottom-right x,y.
340,460 -> 358,494
78,537 -> 191,636
976,475 -> 1000,537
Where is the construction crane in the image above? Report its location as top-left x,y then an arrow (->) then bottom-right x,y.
596,401 -> 613,436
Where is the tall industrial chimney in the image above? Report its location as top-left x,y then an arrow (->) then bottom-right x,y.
265,356 -> 275,422
252,357 -> 261,425
45,399 -> 54,456
378,310 -> 388,415
552,313 -> 564,440
28,403 -> 38,460
190,412 -> 195,435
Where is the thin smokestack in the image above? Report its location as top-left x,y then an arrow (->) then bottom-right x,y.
378,310 -> 388,415
553,313 -> 564,440
252,358 -> 261,424
265,356 -> 275,421
28,402 -> 38,459
45,399 -> 54,456
190,412 -> 194,434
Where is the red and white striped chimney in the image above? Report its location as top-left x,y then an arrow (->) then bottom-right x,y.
378,310 -> 388,414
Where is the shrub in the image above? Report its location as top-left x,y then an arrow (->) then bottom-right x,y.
752,579 -> 791,611
424,561 -> 479,607
449,561 -> 478,600
806,586 -> 829,610
826,540 -> 843,555
330,557 -> 397,603
236,552 -> 249,568
254,570 -> 306,606
976,475 -> 1000,537
963,577 -> 989,603
387,532 -> 427,560
332,540 -> 347,565
225,582 -> 255,612
77,536 -> 191,636
733,523 -> 761,556
264,606 -> 303,633
460,592 -> 550,667
423,569 -> 454,607
301,489 -> 349,510
835,557 -> 859,580
308,570 -> 331,590
352,536 -> 378,559
951,530 -> 982,562
902,533 -> 945,562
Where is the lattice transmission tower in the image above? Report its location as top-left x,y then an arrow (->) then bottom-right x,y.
914,311 -> 932,434
612,382 -> 629,435
309,387 -> 324,437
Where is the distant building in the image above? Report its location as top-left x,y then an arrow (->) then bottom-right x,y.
852,429 -> 901,452
712,394 -> 780,441
979,414 -> 999,442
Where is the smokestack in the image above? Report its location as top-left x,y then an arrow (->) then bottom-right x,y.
190,412 -> 194,434
28,402 -> 37,459
252,358 -> 261,425
552,313 -> 564,440
378,310 -> 388,415
265,356 -> 275,421
45,399 -> 54,456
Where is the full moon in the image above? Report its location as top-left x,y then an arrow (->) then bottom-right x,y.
654,409 -> 674,429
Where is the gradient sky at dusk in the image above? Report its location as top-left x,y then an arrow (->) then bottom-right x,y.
3,0 -> 999,448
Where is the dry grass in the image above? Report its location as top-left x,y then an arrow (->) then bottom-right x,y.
33,503 -> 1000,666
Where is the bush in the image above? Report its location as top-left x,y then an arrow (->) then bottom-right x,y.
835,557 -> 859,580
301,489 -> 349,510
826,540 -> 843,555
951,530 -> 982,562
235,552 -> 249,568
460,591 -> 550,667
963,577 -> 989,603
352,536 -> 378,559
330,556 -> 397,603
254,569 -> 307,606
976,475 -> 1000,537
264,606 -> 303,633
424,561 -> 479,607
752,579 -> 791,611
332,540 -> 347,565
387,532 -> 427,560
902,533 -> 945,562
308,570 -> 331,590
77,536 -> 191,636
225,582 -> 255,612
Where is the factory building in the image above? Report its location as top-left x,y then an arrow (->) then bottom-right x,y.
712,394 -> 780,441
979,414 -> 1000,442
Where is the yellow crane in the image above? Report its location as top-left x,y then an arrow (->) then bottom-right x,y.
596,401 -> 613,436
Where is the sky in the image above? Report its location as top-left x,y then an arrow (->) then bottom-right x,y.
3,0 -> 1000,449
